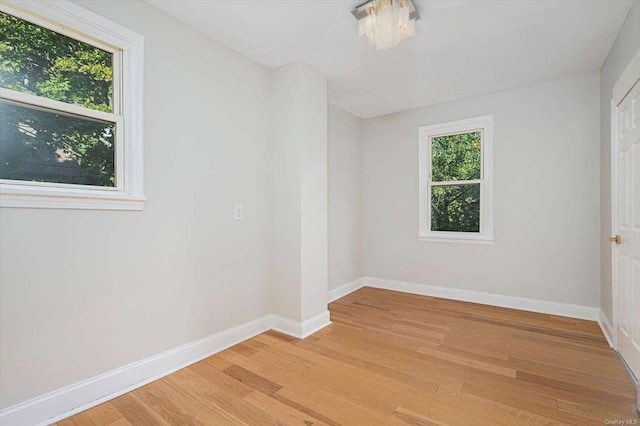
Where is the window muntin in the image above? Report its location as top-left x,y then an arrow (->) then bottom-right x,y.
0,1 -> 145,210
419,116 -> 493,243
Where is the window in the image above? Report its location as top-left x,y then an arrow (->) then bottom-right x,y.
0,1 -> 145,210
418,115 -> 493,243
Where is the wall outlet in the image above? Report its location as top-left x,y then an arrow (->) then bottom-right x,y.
234,204 -> 244,220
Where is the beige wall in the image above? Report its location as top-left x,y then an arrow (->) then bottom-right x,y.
0,0 -> 273,408
328,105 -> 364,290
363,72 -> 601,307
600,0 -> 640,323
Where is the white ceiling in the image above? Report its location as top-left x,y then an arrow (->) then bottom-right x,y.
147,0 -> 632,118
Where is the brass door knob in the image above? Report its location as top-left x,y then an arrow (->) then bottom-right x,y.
610,235 -> 622,244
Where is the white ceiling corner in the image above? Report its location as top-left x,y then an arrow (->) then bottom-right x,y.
146,0 -> 633,118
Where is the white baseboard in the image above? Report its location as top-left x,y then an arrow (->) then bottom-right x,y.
598,310 -> 615,349
271,310 -> 332,339
328,278 -> 365,302
364,276 -> 600,321
300,310 -> 331,337
0,311 -> 332,426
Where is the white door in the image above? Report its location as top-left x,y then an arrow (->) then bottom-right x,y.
615,77 -> 640,382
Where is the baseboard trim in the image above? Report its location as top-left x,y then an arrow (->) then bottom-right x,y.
270,315 -> 301,338
598,310 -> 615,349
271,310 -> 332,339
0,311 -> 334,426
328,278 -> 365,302
300,310 -> 331,338
364,276 -> 600,321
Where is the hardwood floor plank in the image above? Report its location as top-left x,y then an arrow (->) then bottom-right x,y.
398,386 -> 499,425
201,354 -> 234,371
306,359 -> 410,415
227,348 -> 320,397
270,390 -> 341,426
434,387 -> 569,426
83,402 -> 123,425
462,315 -> 605,344
392,406 -> 448,426
242,388 -> 333,425
510,354 -> 636,398
191,360 -> 255,399
109,393 -> 171,426
442,332 -> 512,361
511,331 -> 611,355
461,381 -> 601,426
465,367 -> 635,417
104,418 -> 132,426
155,378 -> 248,425
259,341 -> 317,369
205,390 -> 279,425
277,387 -> 408,426
314,330 -> 467,387
131,381 -> 215,425
294,339 -> 441,394
516,371 -> 636,405
509,338 -> 631,380
165,367 -> 223,397
557,398 -> 640,423
416,345 -> 517,377
222,365 -> 282,396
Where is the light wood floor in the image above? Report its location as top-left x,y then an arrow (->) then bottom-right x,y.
57,287 -> 639,425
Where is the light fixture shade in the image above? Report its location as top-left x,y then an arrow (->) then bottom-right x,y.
352,0 -> 419,50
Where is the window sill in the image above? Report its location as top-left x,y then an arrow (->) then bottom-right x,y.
417,234 -> 494,245
0,185 -> 146,211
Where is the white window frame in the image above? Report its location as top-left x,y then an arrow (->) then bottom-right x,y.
0,0 -> 145,210
418,115 -> 494,244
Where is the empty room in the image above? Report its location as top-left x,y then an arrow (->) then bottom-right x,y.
1,0 -> 640,424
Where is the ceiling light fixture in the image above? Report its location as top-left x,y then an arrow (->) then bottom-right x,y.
351,0 -> 420,50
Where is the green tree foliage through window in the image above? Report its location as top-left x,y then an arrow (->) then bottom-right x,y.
430,131 -> 482,232
0,11 -> 116,186
431,132 -> 480,181
431,184 -> 480,232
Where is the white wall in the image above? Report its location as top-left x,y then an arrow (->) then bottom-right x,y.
363,72 -> 601,307
600,0 -> 640,323
328,105 -> 364,290
270,62 -> 329,322
0,0 -> 273,409
270,64 -> 303,322
299,65 -> 329,321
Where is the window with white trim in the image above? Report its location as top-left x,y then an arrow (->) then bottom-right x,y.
418,115 -> 494,243
0,1 -> 145,210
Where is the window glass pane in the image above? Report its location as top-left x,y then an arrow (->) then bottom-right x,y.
0,100 -> 116,187
0,12 -> 113,112
431,184 -> 480,232
431,131 -> 481,182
